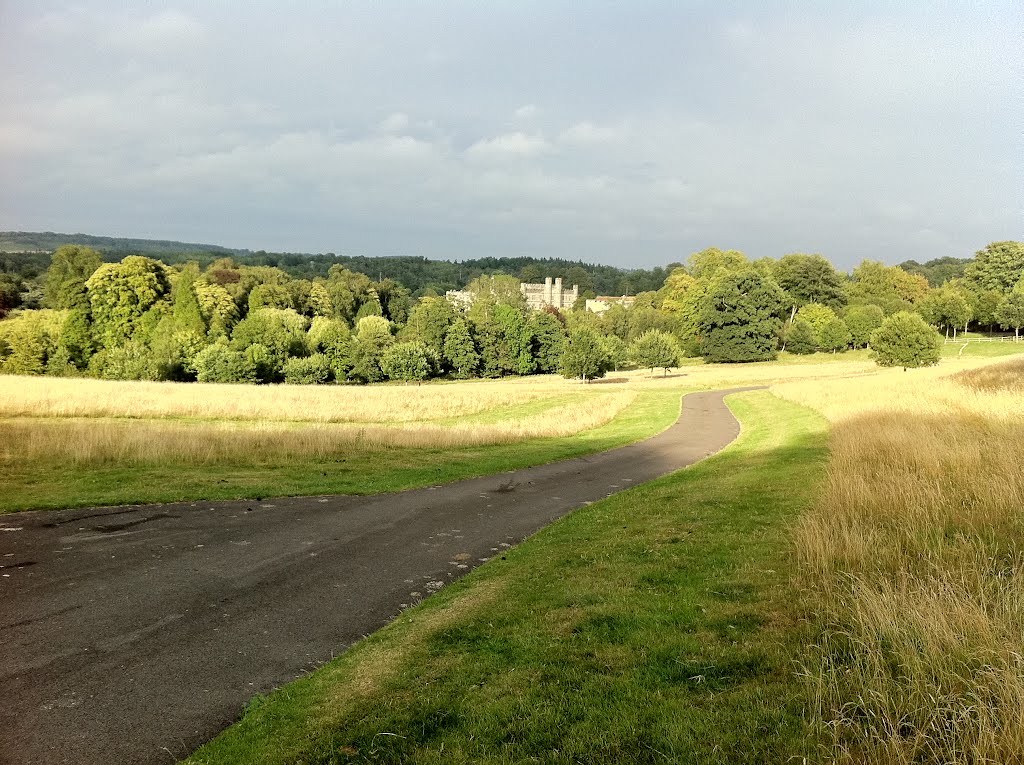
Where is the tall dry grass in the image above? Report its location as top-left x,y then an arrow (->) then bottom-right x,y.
0,391 -> 636,466
0,375 -> 570,423
774,356 -> 1024,764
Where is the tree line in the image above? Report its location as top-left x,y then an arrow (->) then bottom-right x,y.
1,242 -> 1022,383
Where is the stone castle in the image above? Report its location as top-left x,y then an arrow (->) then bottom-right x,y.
520,277 -> 579,311
446,276 -> 579,311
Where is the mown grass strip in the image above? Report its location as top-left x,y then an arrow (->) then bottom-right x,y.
183,391 -> 828,765
0,389 -> 679,513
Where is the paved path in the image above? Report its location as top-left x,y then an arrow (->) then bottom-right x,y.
0,387 -> 762,765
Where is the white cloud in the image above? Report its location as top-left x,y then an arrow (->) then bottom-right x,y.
378,112 -> 410,133
559,121 -> 621,145
465,132 -> 551,160
514,104 -> 538,118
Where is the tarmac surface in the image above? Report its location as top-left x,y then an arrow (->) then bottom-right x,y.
0,386 -> 761,765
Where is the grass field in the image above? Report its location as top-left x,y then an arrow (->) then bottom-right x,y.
183,390 -> 829,765
774,355 -> 1024,763
0,357 -> 878,513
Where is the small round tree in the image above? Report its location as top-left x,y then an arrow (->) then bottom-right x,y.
785,320 -> 818,354
819,316 -> 852,353
630,329 -> 681,375
559,327 -> 610,382
843,304 -> 884,348
870,311 -> 942,369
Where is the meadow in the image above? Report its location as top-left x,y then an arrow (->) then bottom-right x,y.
4,347 -> 1023,764
0,352 -> 887,513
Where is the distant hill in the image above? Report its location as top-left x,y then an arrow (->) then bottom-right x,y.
0,231 -> 248,257
0,231 -> 677,295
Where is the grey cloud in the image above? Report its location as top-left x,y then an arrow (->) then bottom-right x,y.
0,1 -> 1019,267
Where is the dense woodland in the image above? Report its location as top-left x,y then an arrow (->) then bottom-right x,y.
0,238 -> 1022,383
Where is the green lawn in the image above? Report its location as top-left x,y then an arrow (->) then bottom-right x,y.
183,390 -> 829,764
0,389 -> 684,513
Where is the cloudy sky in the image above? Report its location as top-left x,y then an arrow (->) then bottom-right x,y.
0,2 -> 1019,270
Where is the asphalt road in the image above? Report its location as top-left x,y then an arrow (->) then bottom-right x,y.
0,387 -> 761,765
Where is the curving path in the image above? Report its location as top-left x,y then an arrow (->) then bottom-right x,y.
0,387 -> 763,765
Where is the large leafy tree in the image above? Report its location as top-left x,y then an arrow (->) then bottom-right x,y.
308,317 -> 353,380
965,241 -> 1024,294
45,245 -> 102,309
697,270 -> 786,363
773,253 -> 847,313
230,308 -> 309,382
349,315 -> 394,383
843,304 -> 884,348
381,341 -> 432,382
85,256 -> 171,346
402,296 -> 456,361
442,319 -> 480,378
785,320 -> 818,355
687,247 -> 749,281
994,281 -> 1024,339
848,260 -> 929,315
870,312 -> 942,369
529,310 -> 567,373
917,286 -> 972,337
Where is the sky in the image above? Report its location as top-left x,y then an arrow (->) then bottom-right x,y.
0,2 -> 1020,271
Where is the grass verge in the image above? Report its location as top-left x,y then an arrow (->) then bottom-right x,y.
0,389 -> 679,513
182,390 -> 828,765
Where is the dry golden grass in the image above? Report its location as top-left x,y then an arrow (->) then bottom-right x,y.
0,391 -> 637,466
774,354 -> 1024,764
0,375 -> 572,423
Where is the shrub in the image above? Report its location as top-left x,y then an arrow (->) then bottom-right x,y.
870,311 -> 942,369
381,341 -> 432,382
283,354 -> 333,385
785,320 -> 818,355
194,341 -> 260,383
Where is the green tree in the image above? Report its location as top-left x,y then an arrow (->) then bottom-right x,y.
849,260 -> 929,315
381,341 -> 432,382
349,315 -> 394,383
870,312 -> 942,369
44,245 -> 102,309
994,281 -> 1024,340
147,268 -> 210,381
442,319 -> 480,378
599,333 -> 629,371
687,247 -> 749,281
230,308 -> 309,382
194,340 -> 260,384
248,283 -> 294,312
917,286 -> 972,337
772,253 -> 847,314
0,310 -> 62,375
325,266 -> 376,324
374,278 -> 413,324
965,241 -> 1024,294
85,256 -> 172,346
842,304 -> 884,348
698,270 -> 786,363
0,274 -> 22,319
819,316 -> 852,353
402,296 -> 456,361
630,329 -> 680,375
559,327 -> 610,382
308,317 -> 353,380
283,354 -> 333,384
195,280 -> 239,336
307,281 -> 334,318
785,320 -> 818,355
795,303 -> 839,337
529,310 -> 567,373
